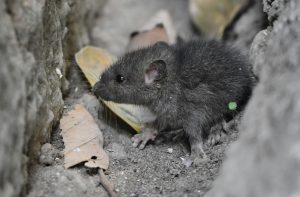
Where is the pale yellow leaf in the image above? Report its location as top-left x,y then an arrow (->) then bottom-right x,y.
75,46 -> 115,86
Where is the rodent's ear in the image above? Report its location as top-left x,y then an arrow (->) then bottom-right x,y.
144,60 -> 167,85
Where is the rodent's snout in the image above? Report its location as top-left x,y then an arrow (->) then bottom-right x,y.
92,81 -> 102,96
92,81 -> 112,101
91,85 -> 96,94
91,83 -> 98,95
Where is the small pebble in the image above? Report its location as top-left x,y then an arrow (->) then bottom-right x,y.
167,148 -> 173,154
180,157 -> 193,168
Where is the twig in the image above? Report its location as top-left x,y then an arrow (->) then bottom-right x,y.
98,168 -> 117,197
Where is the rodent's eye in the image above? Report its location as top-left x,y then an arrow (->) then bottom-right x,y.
116,74 -> 125,83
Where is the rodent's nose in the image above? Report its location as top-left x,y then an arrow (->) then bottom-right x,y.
92,85 -> 96,94
92,82 -> 111,101
92,82 -> 99,95
92,82 -> 104,97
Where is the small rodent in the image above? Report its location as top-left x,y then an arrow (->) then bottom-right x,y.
93,40 -> 255,164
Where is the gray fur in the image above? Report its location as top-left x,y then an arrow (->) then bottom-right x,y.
93,40 -> 255,159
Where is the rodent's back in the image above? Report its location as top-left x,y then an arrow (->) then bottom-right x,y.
174,40 -> 254,114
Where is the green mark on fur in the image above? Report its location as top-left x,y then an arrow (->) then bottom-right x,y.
228,102 -> 237,110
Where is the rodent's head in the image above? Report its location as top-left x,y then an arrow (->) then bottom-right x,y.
93,42 -> 174,105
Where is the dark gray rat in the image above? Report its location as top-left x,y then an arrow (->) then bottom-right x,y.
93,40 -> 255,164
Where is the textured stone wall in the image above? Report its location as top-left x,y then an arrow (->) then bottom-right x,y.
1,0 -> 299,196
208,0 -> 300,196
0,1 -> 105,196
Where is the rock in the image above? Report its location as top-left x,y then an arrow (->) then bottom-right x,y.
207,0 -> 300,196
0,2 -> 27,197
27,166 -> 102,197
39,143 -> 60,166
249,28 -> 270,77
0,1 -> 105,196
263,0 -> 287,22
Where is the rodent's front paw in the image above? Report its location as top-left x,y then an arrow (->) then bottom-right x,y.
131,128 -> 157,149
189,142 -> 208,167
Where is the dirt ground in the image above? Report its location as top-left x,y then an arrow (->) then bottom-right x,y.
27,70 -> 240,197
28,89 -> 240,197
26,1 -> 255,196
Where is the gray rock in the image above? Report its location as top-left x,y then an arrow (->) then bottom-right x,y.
27,165 -> 107,197
207,0 -> 300,196
249,28 -> 270,77
0,1 -> 105,196
39,143 -> 60,166
263,0 -> 287,21
0,2 -> 27,196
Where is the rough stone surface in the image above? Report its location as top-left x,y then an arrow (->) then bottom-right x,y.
0,2 -> 27,196
249,28 -> 270,77
28,165 -> 106,197
39,143 -> 61,166
263,0 -> 287,21
207,0 -> 300,196
0,1 -> 105,197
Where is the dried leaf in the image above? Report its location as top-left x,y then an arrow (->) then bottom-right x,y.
75,46 -> 115,86
60,104 -> 109,169
104,101 -> 156,132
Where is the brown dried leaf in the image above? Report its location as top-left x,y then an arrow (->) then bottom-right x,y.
60,104 -> 109,169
